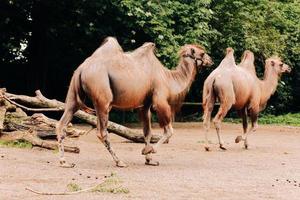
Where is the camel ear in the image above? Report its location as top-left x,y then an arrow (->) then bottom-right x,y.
191,48 -> 195,55
271,60 -> 275,67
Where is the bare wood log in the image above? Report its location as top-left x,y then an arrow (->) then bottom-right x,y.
0,131 -> 79,153
5,90 -> 160,143
3,113 -> 84,139
0,107 -> 6,130
4,96 -> 63,112
0,90 -> 6,130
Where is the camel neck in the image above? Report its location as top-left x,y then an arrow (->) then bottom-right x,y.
259,65 -> 280,107
165,58 -> 197,101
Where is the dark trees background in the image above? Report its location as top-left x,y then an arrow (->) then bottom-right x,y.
1,0 -> 299,121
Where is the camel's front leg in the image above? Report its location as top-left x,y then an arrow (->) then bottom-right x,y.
144,123 -> 173,166
139,106 -> 156,157
235,109 -> 248,147
142,99 -> 172,166
235,111 -> 258,149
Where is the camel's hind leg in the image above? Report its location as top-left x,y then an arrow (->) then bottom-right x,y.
202,97 -> 215,151
94,101 -> 127,168
213,102 -> 232,150
56,101 -> 78,168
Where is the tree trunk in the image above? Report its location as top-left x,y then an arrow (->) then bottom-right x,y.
5,90 -> 160,143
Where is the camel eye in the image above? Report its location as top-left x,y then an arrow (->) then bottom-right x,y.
280,63 -> 283,67
200,52 -> 205,57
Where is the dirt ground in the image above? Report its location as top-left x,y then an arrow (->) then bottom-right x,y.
1,122 -> 300,200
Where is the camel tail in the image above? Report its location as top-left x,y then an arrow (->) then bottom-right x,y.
67,69 -> 95,114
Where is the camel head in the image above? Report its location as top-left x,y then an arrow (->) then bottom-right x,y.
179,44 -> 213,70
265,56 -> 291,75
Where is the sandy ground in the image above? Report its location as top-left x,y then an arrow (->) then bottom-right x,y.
1,122 -> 300,200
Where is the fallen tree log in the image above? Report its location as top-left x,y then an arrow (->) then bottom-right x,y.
5,90 -> 160,143
0,130 -> 80,153
0,95 -> 81,153
0,89 -> 7,130
4,112 -> 85,139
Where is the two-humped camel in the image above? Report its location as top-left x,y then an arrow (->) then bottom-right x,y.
202,48 -> 291,151
56,37 -> 213,167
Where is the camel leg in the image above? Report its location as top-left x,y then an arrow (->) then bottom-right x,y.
244,113 -> 258,149
95,103 -> 127,168
56,102 -> 78,168
143,100 -> 172,166
235,110 -> 258,149
139,106 -> 156,161
235,109 -> 248,145
203,100 -> 214,151
144,123 -> 173,166
213,103 -> 232,150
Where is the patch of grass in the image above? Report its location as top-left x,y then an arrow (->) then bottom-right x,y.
52,147 -> 59,154
0,139 -> 32,149
67,183 -> 82,192
225,113 -> 300,126
258,113 -> 300,126
92,172 -> 129,194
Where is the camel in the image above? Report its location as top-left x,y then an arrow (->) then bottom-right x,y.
202,48 -> 291,151
56,37 -> 213,168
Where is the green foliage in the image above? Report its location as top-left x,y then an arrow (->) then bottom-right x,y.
211,0 -> 300,114
117,0 -> 217,67
1,0 -> 299,116
0,139 -> 32,149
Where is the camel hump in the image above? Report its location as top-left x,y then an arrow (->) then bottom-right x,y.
225,47 -> 235,60
141,42 -> 155,48
127,42 -> 156,58
101,37 -> 120,48
226,47 -> 234,55
218,47 -> 236,67
93,37 -> 123,56
239,50 -> 256,75
241,50 -> 254,63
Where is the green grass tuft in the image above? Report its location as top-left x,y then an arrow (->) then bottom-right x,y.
67,183 -> 82,192
92,173 -> 130,194
225,113 -> 300,126
258,113 -> 300,126
0,139 -> 32,149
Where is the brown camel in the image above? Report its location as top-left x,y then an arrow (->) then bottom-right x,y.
202,48 -> 291,151
56,37 -> 213,168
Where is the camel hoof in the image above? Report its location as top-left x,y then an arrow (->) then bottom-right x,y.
163,139 -> 169,144
141,145 -> 156,155
204,146 -> 210,152
116,161 -> 128,168
145,160 -> 159,166
235,136 -> 243,143
219,145 -> 227,151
